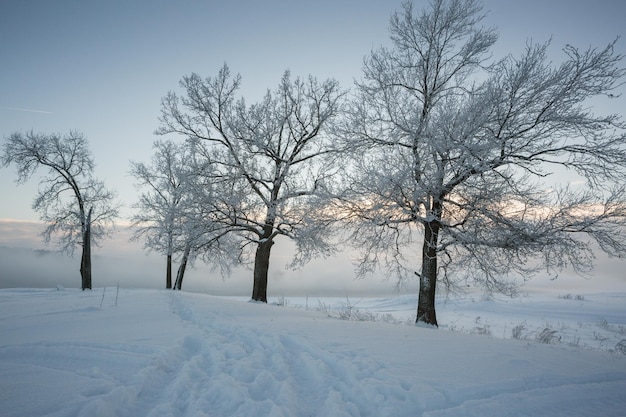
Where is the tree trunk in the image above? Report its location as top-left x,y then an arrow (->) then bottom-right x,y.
175,244 -> 191,290
166,254 -> 172,289
251,237 -> 273,302
80,208 -> 92,290
416,219 -> 440,326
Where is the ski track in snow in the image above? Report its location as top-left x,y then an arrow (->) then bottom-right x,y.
1,288 -> 626,416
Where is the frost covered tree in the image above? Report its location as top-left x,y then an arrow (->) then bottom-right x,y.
131,140 -> 238,290
339,0 -> 626,326
2,130 -> 118,289
157,65 -> 344,301
130,140 -> 192,289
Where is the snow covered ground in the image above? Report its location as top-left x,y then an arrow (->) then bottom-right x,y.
283,292 -> 626,352
1,288 -> 625,416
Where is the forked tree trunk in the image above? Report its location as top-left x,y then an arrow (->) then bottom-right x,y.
175,262 -> 186,290
175,244 -> 191,290
251,237 -> 273,302
416,219 -> 440,326
80,208 -> 92,290
166,254 -> 172,289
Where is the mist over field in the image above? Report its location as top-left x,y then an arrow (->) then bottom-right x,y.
2,220 -> 625,297
0,220 -> 402,296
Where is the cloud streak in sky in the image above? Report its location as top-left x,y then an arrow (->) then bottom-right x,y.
1,106 -> 53,115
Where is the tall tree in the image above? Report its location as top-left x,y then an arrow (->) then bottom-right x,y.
157,65 -> 344,301
2,130 -> 118,289
340,0 -> 626,326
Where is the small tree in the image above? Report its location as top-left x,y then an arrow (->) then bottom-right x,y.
130,140 -> 191,289
2,130 -> 118,289
157,65 -> 344,301
131,139 -> 240,290
340,0 -> 626,326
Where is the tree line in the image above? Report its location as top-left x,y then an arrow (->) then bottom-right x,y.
3,0 -> 626,326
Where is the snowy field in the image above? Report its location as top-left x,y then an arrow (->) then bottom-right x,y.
276,292 -> 626,352
1,288 -> 626,416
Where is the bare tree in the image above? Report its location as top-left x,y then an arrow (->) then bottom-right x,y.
2,130 -> 118,289
157,65 -> 344,301
130,140 -> 190,289
173,147 -> 241,290
339,0 -> 626,326
131,140 -> 240,290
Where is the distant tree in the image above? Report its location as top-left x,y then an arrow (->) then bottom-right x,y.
131,141 -> 242,291
2,130 -> 118,289
157,65 -> 344,301
339,0 -> 626,326
130,140 -> 190,289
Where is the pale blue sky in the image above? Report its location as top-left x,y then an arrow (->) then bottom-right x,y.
1,0 -> 625,292
0,0 -> 394,220
1,0 -> 625,221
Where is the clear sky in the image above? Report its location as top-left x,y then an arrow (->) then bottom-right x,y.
1,0 -> 625,293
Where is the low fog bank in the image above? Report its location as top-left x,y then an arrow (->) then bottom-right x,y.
0,245 -> 165,290
1,220 -> 625,296
0,220 -> 403,296
0,245 -> 228,292
0,246 -> 76,288
0,243 -> 400,297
